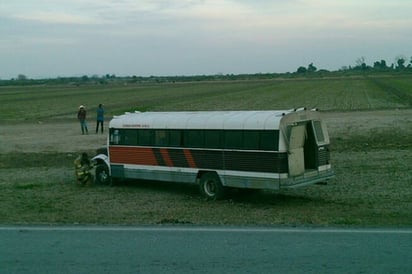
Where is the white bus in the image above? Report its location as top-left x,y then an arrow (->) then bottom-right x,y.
93,108 -> 334,199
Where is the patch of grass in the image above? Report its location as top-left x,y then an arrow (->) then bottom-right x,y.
0,152 -> 80,168
331,128 -> 412,152
14,183 -> 43,190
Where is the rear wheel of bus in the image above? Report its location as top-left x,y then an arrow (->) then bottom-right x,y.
95,164 -> 112,186
199,172 -> 225,200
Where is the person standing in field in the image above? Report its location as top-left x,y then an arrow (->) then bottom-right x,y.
96,103 -> 104,134
77,105 -> 88,134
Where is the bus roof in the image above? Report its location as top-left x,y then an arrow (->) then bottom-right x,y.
109,110 -> 313,130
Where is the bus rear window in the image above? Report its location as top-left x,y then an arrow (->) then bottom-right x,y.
312,120 -> 325,143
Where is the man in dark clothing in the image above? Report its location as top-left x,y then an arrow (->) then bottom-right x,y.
77,105 -> 88,134
96,104 -> 104,134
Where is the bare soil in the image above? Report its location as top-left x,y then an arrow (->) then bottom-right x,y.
0,120 -> 107,153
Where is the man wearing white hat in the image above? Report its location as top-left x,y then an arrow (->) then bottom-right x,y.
77,105 -> 88,134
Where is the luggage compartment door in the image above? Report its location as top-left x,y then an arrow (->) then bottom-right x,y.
288,125 -> 306,176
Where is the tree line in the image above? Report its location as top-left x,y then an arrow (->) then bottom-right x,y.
296,56 -> 412,74
2,55 -> 412,86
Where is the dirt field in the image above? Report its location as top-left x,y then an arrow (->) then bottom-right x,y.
1,109 -> 411,226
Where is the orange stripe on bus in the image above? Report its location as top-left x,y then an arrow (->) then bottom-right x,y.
109,146 -> 158,166
159,148 -> 173,167
183,149 -> 196,168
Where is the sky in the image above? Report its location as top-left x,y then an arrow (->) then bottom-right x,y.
1,0 -> 411,79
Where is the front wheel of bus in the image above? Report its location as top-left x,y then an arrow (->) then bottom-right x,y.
95,164 -> 112,186
199,172 -> 225,200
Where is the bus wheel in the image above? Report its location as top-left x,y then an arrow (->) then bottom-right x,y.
95,164 -> 112,186
199,172 -> 225,200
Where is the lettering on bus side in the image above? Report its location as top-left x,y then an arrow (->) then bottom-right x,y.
123,124 -> 150,128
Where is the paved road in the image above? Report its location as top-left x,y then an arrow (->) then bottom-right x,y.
1,225 -> 411,273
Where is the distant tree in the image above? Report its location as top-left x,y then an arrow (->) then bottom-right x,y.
17,74 -> 27,81
355,57 -> 369,71
307,63 -> 317,72
355,57 -> 366,67
296,66 -> 307,73
395,56 -> 406,70
373,60 -> 388,70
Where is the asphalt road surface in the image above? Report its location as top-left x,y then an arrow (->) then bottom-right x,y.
1,225 -> 411,273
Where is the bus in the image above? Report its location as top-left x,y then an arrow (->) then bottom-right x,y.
92,108 -> 334,199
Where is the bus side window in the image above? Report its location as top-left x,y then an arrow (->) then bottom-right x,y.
260,130 -> 278,151
155,130 -> 168,146
225,130 -> 242,149
243,131 -> 259,150
204,130 -> 222,149
122,130 -> 138,145
169,130 -> 182,147
185,130 -> 204,148
110,129 -> 120,145
138,130 -> 153,146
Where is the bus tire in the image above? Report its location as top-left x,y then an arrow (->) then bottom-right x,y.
95,164 -> 112,186
199,172 -> 225,200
